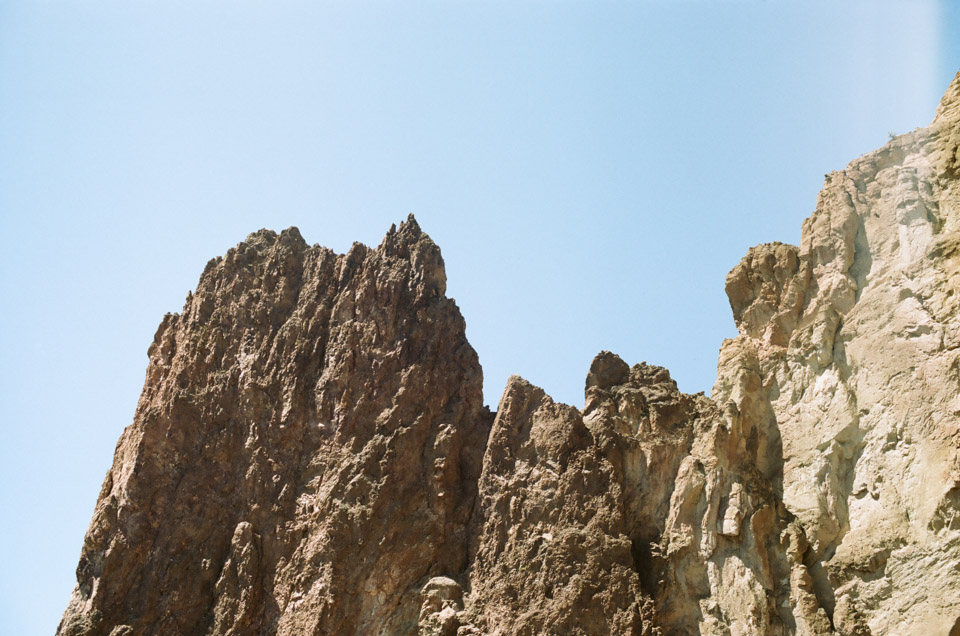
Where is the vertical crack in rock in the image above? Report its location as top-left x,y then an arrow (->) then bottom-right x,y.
60,70 -> 960,635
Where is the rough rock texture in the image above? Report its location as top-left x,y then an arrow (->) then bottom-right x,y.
61,71 -> 960,635
59,218 -> 490,635
458,358 -> 713,635
713,70 -> 960,635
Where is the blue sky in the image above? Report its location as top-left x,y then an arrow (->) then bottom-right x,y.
1,1 -> 958,633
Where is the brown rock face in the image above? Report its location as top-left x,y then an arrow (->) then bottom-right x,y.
456,358 -> 716,635
462,374 -> 648,635
59,217 -> 490,635
61,71 -> 960,636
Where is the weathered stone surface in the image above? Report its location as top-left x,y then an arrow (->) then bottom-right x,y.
58,216 -> 490,636
458,357 -> 718,635
60,71 -> 960,635
461,374 -> 647,635
714,69 -> 960,634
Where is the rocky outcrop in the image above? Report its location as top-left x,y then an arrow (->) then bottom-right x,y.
58,218 -> 490,635
713,70 -> 960,635
456,356 -> 715,635
60,71 -> 960,635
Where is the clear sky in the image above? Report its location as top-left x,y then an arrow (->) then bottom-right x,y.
1,1 -> 957,633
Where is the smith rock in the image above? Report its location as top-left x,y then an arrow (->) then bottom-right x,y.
61,71 -> 960,635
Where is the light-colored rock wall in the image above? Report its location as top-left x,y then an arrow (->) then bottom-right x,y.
715,70 -> 960,635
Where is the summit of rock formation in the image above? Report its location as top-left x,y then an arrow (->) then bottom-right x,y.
60,71 -> 960,635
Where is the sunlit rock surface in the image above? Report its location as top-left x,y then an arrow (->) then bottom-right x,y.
60,71 -> 960,635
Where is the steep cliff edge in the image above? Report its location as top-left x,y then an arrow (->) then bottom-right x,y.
60,71 -> 960,635
712,70 -> 960,634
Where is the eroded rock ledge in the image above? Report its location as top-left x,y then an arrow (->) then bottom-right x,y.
60,71 -> 960,635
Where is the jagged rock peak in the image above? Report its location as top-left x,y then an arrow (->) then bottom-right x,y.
59,216 -> 488,636
242,225 -> 306,247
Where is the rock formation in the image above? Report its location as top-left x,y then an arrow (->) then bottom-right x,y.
60,70 -> 960,635
59,222 -> 491,635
